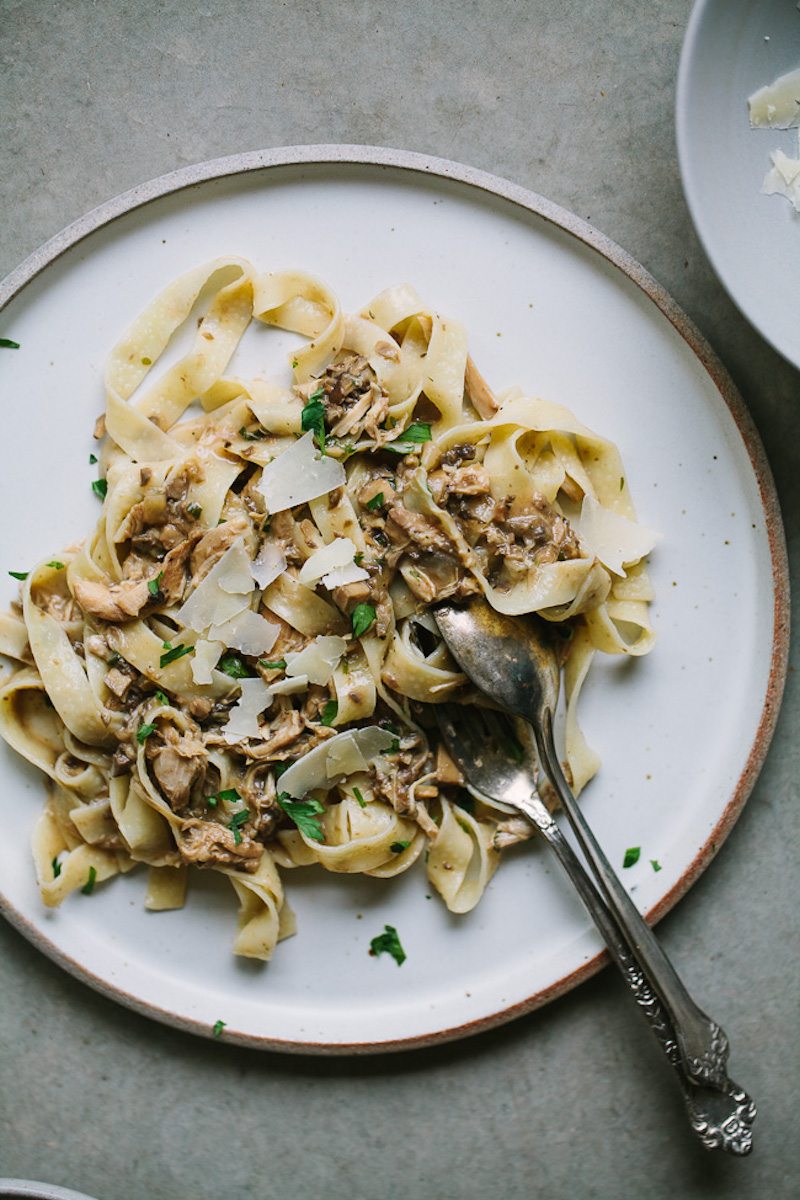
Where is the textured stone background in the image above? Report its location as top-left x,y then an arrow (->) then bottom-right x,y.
0,2 -> 797,1197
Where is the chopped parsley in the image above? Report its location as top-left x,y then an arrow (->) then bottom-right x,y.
51,856 -> 62,879
258,658 -> 287,670
273,762 -> 290,779
353,552 -> 364,566
159,642 -> 194,668
387,737 -> 401,754
390,841 -> 410,854
186,501 -> 203,519
136,722 -> 156,744
277,793 -> 326,842
239,425 -> 267,441
8,570 -> 27,581
91,478 -> 108,500
0,337 -> 20,349
154,690 -> 170,706
650,859 -> 662,873
81,866 -> 97,895
351,603 -> 376,638
46,561 -> 65,570
147,572 -> 163,597
352,786 -> 366,808
107,650 -> 123,667
622,846 -> 641,869
384,421 -> 432,454
320,699 -> 338,727
217,650 -> 253,679
365,492 -> 384,511
212,1019 -> 226,1037
88,453 -> 98,465
228,807 -> 250,845
291,358 -> 299,369
301,395 -> 326,451
369,924 -> 406,966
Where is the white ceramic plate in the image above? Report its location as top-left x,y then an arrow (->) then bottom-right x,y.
677,0 -> 800,367
0,147 -> 788,1053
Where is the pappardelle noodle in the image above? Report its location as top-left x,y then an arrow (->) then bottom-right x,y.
0,260 -> 657,960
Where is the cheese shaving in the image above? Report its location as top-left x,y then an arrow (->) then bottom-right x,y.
251,542 -> 287,589
285,635 -> 348,685
221,678 -> 273,743
176,539 -> 253,631
191,638 -> 225,685
322,562 -> 370,589
577,495 -> 659,577
256,431 -> 345,514
268,675 -> 309,695
210,609 -> 280,656
277,726 -> 396,798
298,537 -> 359,585
761,149 -> 800,212
748,68 -> 800,129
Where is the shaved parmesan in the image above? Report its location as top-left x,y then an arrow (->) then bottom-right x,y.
278,726 -> 396,798
191,638 -> 225,685
322,562 -> 370,589
761,149 -> 800,212
222,678 -> 272,743
210,609 -> 280,656
176,539 -> 253,631
257,431 -> 345,514
298,538 -> 359,585
577,495 -> 659,577
268,675 -> 309,695
749,68 -> 800,129
285,635 -> 348,685
251,542 -> 287,589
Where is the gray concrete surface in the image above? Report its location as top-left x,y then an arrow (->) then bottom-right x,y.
0,2 -> 797,1197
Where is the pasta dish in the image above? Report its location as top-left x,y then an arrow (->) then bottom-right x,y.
0,260 -> 657,960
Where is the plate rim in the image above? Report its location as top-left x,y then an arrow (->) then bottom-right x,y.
675,0 -> 798,369
0,143 -> 790,1054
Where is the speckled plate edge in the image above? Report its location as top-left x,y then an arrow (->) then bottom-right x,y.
0,144 -> 790,1054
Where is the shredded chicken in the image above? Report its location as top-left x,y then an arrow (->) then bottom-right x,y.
493,814 -> 535,850
178,818 -> 261,870
71,576 -> 150,623
301,354 -> 392,443
190,515 -> 250,583
150,729 -> 207,811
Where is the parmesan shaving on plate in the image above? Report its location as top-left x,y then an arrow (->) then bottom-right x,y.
209,609 -> 280,656
222,678 -> 272,743
251,542 -> 287,589
285,635 -> 348,685
761,149 -> 800,213
577,495 -> 659,577
278,727 -> 396,798
298,538 -> 359,585
748,67 -> 800,129
191,638 -> 225,685
176,539 -> 253,631
256,431 -> 345,513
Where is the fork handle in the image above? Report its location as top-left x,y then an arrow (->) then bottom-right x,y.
517,790 -> 755,1155
533,714 -> 755,1130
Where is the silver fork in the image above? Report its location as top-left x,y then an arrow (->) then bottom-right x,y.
435,701 -> 756,1155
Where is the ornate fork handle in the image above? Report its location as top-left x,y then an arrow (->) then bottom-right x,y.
517,791 -> 756,1155
534,711 -> 746,1095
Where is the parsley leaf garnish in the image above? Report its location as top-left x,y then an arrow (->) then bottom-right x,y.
47,561 -> 65,570
186,501 -> 203,519
217,650 -> 253,679
212,1019 -> 226,1037
650,859 -> 662,872
369,924 -> 406,966
159,642 -> 194,668
52,856 -> 62,879
136,723 -> 156,744
239,425 -> 267,441
228,807 -> 250,845
301,395 -> 326,452
91,478 -> 108,500
81,866 -> 97,895
273,762 -> 290,779
390,841 -> 410,854
352,786 -> 366,808
0,337 -> 20,349
623,846 -> 641,869
8,570 -> 27,581
277,793 -> 326,842
365,492 -> 384,511
384,421 -> 433,454
147,572 -> 163,597
88,453 -> 98,465
154,690 -> 169,706
258,658 -> 287,670
320,699 -> 338,727
351,603 -> 376,638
